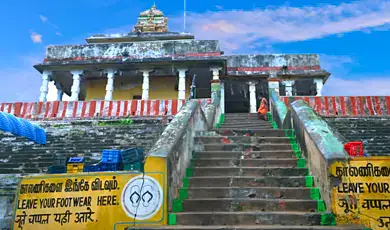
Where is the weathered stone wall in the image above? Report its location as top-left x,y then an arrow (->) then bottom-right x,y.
0,117 -> 165,228
326,117 -> 390,156
227,54 -> 328,76
147,100 -> 211,211
42,40 -> 221,64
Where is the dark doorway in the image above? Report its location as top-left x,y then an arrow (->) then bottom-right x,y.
224,79 -> 268,113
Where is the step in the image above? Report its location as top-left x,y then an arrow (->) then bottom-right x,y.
173,211 -> 330,225
200,144 -> 292,151
191,159 -> 298,167
220,125 -> 273,129
191,167 -> 308,177
186,176 -> 310,187
193,151 -> 295,159
131,225 -> 365,230
195,137 -> 290,144
223,120 -> 272,124
180,198 -> 319,212
215,129 -> 286,137
182,187 -> 318,199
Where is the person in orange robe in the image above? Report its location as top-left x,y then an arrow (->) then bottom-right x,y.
257,97 -> 268,120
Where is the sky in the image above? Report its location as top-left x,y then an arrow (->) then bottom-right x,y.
0,0 -> 389,102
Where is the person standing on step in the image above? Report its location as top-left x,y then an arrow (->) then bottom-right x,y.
257,96 -> 268,121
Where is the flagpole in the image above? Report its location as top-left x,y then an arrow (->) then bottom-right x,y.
184,0 -> 186,32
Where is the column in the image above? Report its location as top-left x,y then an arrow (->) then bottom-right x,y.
39,70 -> 52,102
141,69 -> 153,100
282,80 -> 295,96
70,70 -> 83,101
104,69 -> 118,100
220,81 -> 225,114
55,82 -> 63,101
210,67 -> 222,105
268,79 -> 280,97
177,68 -> 188,100
314,78 -> 323,96
248,81 -> 258,113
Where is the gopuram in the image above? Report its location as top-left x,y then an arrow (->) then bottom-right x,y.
0,5 -> 389,230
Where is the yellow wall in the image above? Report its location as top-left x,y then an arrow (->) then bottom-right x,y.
86,76 -> 190,100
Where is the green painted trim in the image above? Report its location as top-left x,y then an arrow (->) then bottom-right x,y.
168,213 -> 177,225
320,213 -> 336,226
179,188 -> 188,200
291,143 -> 299,152
305,176 -> 314,187
284,129 -> 295,138
186,167 -> 194,177
172,199 -> 183,212
297,158 -> 306,168
294,151 -> 302,158
317,200 -> 326,212
182,177 -> 190,188
310,187 -> 320,200
216,123 -> 220,128
219,113 -> 225,124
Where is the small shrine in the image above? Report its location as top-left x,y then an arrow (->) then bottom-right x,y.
132,4 -> 168,33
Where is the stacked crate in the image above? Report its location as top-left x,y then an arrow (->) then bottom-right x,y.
121,148 -> 145,171
99,150 -> 122,171
48,156 -> 67,174
66,157 -> 85,173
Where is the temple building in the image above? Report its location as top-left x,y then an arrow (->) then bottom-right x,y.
35,5 -> 329,113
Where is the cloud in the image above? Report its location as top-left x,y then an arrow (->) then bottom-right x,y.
55,32 -> 62,36
323,76 -> 390,96
170,0 -> 390,52
39,15 -> 48,23
30,32 -> 42,43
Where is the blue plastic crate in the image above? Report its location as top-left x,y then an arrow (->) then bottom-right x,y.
48,165 -> 66,174
0,112 -> 11,132
33,125 -> 47,145
102,149 -> 121,164
68,157 -> 85,163
99,163 -> 121,172
20,119 -> 36,142
84,164 -> 101,172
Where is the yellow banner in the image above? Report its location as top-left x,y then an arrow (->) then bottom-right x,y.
329,157 -> 390,230
12,171 -> 167,230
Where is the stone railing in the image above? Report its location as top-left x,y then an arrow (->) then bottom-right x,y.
281,96 -> 390,116
0,99 -> 211,120
145,100 -> 215,213
271,94 -> 351,211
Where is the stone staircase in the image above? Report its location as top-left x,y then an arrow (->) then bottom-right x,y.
326,117 -> 390,156
148,113 -> 364,229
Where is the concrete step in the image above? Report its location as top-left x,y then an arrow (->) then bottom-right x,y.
183,187 -> 317,199
180,198 -> 319,212
172,211 -> 331,226
191,167 -> 307,177
220,124 -> 273,129
193,151 -> 295,159
223,119 -> 272,124
191,159 -> 298,167
195,137 -> 290,144
130,225 -> 365,230
215,129 -> 286,137
201,144 -> 292,151
187,176 -> 309,188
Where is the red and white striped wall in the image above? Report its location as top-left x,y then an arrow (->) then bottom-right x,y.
0,99 -> 212,120
281,96 -> 390,116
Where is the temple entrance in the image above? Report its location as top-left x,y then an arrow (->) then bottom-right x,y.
224,79 -> 268,113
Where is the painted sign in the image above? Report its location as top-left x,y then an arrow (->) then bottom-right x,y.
12,171 -> 166,230
330,157 -> 390,229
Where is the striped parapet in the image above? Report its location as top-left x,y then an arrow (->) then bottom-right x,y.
0,98 -> 212,120
281,96 -> 390,117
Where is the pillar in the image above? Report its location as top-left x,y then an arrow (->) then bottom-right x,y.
141,69 -> 153,100
314,78 -> 323,96
55,82 -> 63,101
70,70 -> 83,101
177,68 -> 188,100
282,80 -> 295,96
104,69 -> 118,100
248,81 -> 258,113
210,67 -> 222,105
39,70 -> 52,102
268,79 -> 280,97
220,81 -> 225,114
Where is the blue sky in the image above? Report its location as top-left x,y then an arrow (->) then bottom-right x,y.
0,0 -> 389,102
